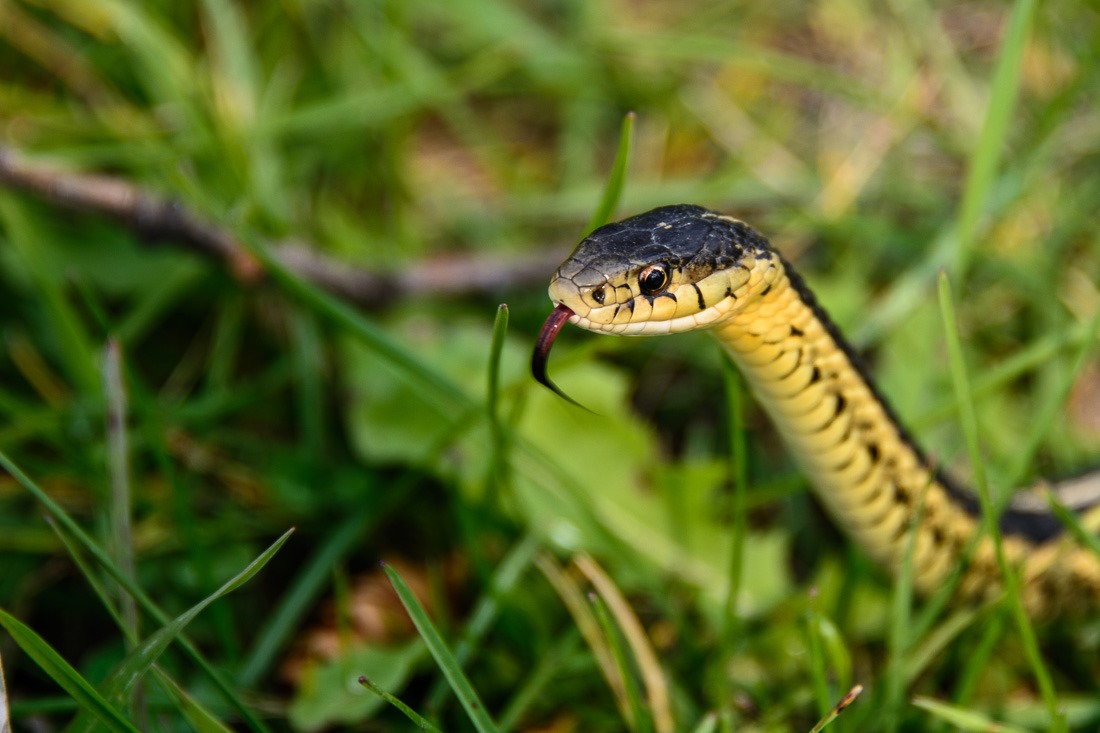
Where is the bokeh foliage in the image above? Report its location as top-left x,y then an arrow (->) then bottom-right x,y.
1,0 -> 1099,731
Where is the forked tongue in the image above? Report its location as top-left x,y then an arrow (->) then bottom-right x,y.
531,304 -> 590,411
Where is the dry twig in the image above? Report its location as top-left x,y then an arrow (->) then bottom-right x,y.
0,146 -> 565,309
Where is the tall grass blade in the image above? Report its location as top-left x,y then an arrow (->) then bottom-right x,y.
953,0 -> 1037,276
0,197 -> 99,393
383,563 -> 499,733
589,592 -> 652,733
912,696 -> 1029,733
0,610 -> 138,733
721,360 -> 748,653
426,533 -> 541,711
1044,489 -> 1100,560
0,450 -> 272,733
101,529 -> 293,705
938,272 -> 1063,731
103,340 -> 139,648
51,513 -> 240,733
576,555 -> 671,733
534,554 -> 628,720
585,111 -> 635,234
155,673 -> 236,733
802,600 -> 832,719
359,677 -> 444,732
239,504 -> 381,686
883,474 -> 929,730
1,645 -> 10,733
1002,304 -> 1100,489
485,303 -> 510,501
496,629 -> 581,732
245,234 -> 469,410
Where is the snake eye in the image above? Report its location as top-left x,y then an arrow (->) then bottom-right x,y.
638,264 -> 670,295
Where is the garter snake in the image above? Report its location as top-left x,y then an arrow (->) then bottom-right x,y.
532,204 -> 1100,617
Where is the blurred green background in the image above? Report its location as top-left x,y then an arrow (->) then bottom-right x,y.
1,0 -> 1099,731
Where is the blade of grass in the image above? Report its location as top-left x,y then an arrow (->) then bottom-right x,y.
426,533 -> 541,711
49,518 -> 240,733
358,677 -> 444,732
802,597 -> 832,720
883,472 -> 930,732
103,340 -> 139,649
903,604 -> 985,685
496,628 -> 582,733
911,320 -> 1094,431
1001,304 -> 1100,490
485,303 -> 510,503
588,591 -> 651,733
576,554 -> 671,733
912,696 -> 1029,733
102,529 -> 293,705
952,609 -> 1007,707
1,643 -> 10,733
953,0 -> 1037,277
0,196 -> 99,394
46,514 -> 131,641
238,503 -> 384,686
0,610 -> 138,733
155,673 -> 236,733
244,231 -> 469,410
720,361 -> 748,657
383,562 -> 499,733
938,272 -> 1063,731
1044,489 -> 1100,560
584,111 -> 635,235
289,309 -> 327,459
0,449 -> 272,733
67,530 -> 291,733
534,554 -> 628,721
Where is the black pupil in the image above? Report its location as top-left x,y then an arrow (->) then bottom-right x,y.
640,266 -> 667,294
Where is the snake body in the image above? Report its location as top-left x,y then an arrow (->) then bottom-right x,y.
534,204 -> 1100,617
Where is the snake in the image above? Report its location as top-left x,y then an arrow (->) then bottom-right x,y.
532,204 -> 1100,618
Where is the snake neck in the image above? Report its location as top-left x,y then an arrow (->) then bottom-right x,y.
710,257 -> 1100,615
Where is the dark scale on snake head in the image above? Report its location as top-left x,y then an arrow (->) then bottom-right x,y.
556,204 -> 772,287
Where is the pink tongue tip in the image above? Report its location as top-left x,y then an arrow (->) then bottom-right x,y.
531,304 -> 589,411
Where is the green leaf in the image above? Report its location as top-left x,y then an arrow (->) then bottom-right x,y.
0,609 -> 139,733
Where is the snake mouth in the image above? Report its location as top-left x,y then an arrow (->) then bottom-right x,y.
532,303 -> 588,409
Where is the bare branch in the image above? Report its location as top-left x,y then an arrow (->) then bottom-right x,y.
0,146 -> 565,308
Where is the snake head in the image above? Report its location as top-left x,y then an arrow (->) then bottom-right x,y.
533,204 -> 779,403
546,204 -> 774,336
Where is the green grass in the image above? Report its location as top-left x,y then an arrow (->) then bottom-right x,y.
2,0 -> 1100,731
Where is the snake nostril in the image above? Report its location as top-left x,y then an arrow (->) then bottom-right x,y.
592,286 -> 606,305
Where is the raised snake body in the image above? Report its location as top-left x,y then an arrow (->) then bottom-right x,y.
533,204 -> 1100,617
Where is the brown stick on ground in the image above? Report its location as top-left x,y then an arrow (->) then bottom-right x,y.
0,146 -> 565,309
